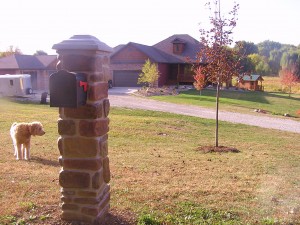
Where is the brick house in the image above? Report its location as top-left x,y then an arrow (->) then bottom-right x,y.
0,55 -> 57,91
110,34 -> 201,87
237,74 -> 264,91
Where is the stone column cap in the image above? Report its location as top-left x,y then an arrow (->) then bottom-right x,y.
52,35 -> 113,52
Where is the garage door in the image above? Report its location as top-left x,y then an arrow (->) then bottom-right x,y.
113,70 -> 142,87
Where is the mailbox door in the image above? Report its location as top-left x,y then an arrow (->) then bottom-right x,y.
50,70 -> 87,108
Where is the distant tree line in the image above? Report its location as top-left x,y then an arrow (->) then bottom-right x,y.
0,45 -> 22,57
0,46 -> 47,57
234,40 -> 300,78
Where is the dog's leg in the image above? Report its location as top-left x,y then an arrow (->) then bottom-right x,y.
22,144 -> 26,160
13,142 -> 17,156
16,143 -> 22,160
21,144 -> 25,160
24,142 -> 30,160
11,137 -> 17,156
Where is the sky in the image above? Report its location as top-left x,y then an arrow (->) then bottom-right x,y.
0,0 -> 299,55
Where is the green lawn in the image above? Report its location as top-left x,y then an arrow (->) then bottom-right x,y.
0,98 -> 299,224
151,88 -> 300,118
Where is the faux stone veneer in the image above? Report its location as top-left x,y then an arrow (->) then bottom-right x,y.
53,35 -> 112,225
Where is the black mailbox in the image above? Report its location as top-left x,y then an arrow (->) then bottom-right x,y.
49,70 -> 88,108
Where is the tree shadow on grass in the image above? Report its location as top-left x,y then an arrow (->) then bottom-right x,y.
182,89 -> 269,104
182,88 -> 300,104
1,96 -> 46,105
196,146 -> 240,153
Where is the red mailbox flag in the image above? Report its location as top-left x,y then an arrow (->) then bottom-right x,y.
79,81 -> 88,92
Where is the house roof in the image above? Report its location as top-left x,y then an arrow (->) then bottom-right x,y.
128,42 -> 180,63
242,74 -> 264,81
111,34 -> 201,64
113,44 -> 125,53
35,55 -> 57,68
153,34 -> 201,62
0,55 -> 57,70
171,38 -> 187,44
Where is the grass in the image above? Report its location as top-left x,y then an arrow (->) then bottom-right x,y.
263,76 -> 300,93
150,88 -> 300,118
150,76 -> 300,118
0,98 -> 300,224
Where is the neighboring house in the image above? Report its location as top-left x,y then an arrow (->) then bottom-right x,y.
110,34 -> 201,87
0,55 -> 57,91
237,74 -> 264,91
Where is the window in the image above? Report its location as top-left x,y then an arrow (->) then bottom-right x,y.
173,44 -> 182,54
10,80 -> 13,86
173,43 -> 185,54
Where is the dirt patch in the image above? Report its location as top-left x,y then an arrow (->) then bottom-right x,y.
197,146 -> 240,153
7,205 -> 136,225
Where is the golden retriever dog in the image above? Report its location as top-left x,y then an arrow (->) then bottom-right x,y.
10,122 -> 46,160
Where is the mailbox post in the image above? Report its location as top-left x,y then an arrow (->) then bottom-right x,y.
52,35 -> 112,224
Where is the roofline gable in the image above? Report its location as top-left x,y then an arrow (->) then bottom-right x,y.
171,38 -> 187,44
110,34 -> 202,64
0,54 -> 57,70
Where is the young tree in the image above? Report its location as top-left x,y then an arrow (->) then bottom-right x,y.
195,0 -> 242,147
280,68 -> 299,97
138,59 -> 159,89
193,67 -> 206,95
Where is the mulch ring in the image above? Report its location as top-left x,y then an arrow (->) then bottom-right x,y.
136,87 -> 179,96
136,85 -> 194,97
197,146 -> 240,153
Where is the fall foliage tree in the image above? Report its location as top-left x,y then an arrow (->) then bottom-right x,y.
138,59 -> 159,89
280,68 -> 299,97
195,0 -> 242,147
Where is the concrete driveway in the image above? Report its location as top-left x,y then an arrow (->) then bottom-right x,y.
108,87 -> 300,134
108,87 -> 139,95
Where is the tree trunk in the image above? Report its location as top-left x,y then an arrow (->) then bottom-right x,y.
215,82 -> 220,147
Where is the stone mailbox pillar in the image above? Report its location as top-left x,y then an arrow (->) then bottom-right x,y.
52,35 -> 112,224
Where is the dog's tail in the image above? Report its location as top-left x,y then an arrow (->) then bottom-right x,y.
11,122 -> 17,128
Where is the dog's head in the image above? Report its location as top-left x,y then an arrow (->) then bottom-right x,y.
29,122 -> 46,136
